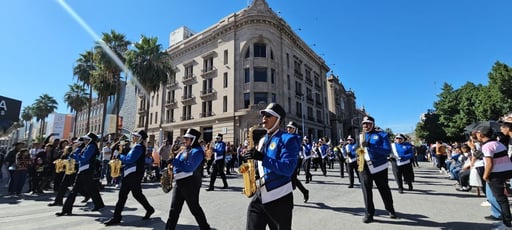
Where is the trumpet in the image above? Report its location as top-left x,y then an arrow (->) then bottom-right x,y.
357,131 -> 366,172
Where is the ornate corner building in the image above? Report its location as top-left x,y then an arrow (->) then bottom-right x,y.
137,0 -> 358,145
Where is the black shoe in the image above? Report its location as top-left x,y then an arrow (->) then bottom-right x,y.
408,184 -> 413,191
142,207 -> 155,220
484,215 -> 502,221
205,188 -> 214,191
222,185 -> 228,189
348,185 -> 354,188
55,212 -> 72,216
362,215 -> 373,223
81,197 -> 90,203
398,189 -> 404,194
305,180 -> 310,184
48,202 -> 63,207
303,190 -> 309,203
389,212 -> 397,219
104,217 -> 122,226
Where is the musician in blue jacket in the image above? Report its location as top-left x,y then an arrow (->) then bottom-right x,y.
359,116 -> 397,223
244,103 -> 299,230
302,136 -> 313,183
343,135 -> 360,188
206,133 -> 228,191
166,128 -> 210,230
56,132 -> 104,216
390,133 -> 415,193
286,121 -> 309,203
104,130 -> 155,226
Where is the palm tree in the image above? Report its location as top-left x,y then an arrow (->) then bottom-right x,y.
95,30 -> 131,137
21,106 -> 33,144
64,83 -> 89,137
32,94 -> 58,137
90,63 -> 117,146
73,50 -> 96,133
126,35 -> 175,131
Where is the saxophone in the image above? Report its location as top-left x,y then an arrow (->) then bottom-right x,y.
239,125 -> 265,198
109,159 -> 122,178
161,145 -> 181,193
65,159 -> 76,175
357,131 -> 367,172
54,159 -> 65,173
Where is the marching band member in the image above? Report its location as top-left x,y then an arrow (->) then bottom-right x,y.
390,133 -> 415,193
206,133 -> 228,191
166,128 -> 210,230
244,103 -> 299,230
104,130 -> 155,226
343,135 -> 360,188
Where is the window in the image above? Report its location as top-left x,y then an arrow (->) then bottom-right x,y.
223,96 -> 227,112
244,93 -> 250,108
223,49 -> 228,65
271,69 -> 275,84
223,72 -> 228,88
202,101 -> 213,117
254,92 -> 267,104
287,75 -> 290,90
182,105 -> 192,120
202,79 -> 213,93
254,43 -> 266,57
244,68 -> 250,83
165,110 -> 170,123
296,101 -> 302,117
295,81 -> 302,95
286,53 -> 289,68
185,65 -> 193,79
270,49 -> 274,60
150,113 -> 153,125
245,48 -> 250,59
155,112 -> 158,124
254,67 -> 267,82
271,93 -> 276,103
156,93 -> 159,106
183,85 -> 192,99
203,57 -> 213,72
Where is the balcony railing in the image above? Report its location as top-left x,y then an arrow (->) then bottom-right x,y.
165,99 -> 178,109
200,67 -> 217,79
294,70 -> 303,80
200,88 -> 216,100
166,80 -> 179,89
199,111 -> 215,118
181,95 -> 195,105
182,74 -> 196,84
180,115 -> 193,121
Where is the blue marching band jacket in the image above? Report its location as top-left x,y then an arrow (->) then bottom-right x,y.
343,142 -> 358,163
119,143 -> 146,177
256,130 -> 299,203
72,143 -> 98,174
213,141 -> 226,161
172,146 -> 204,180
391,141 -> 414,166
363,130 -> 391,174
302,142 -> 312,160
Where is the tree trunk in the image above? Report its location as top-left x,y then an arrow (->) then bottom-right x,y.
144,96 -> 150,132
73,111 -> 78,138
100,98 -> 108,149
86,86 -> 92,133
115,80 -> 121,137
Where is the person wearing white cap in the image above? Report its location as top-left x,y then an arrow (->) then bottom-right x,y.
286,120 -> 310,203
206,133 -> 228,191
334,138 -> 346,178
166,128 -> 211,230
343,135 -> 360,188
390,133 -> 414,193
56,132 -> 104,216
244,103 -> 299,230
358,116 -> 397,223
302,136 -> 313,183
104,130 -> 155,226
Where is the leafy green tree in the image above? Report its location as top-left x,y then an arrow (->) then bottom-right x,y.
126,35 -> 175,131
95,30 -> 130,136
21,106 -> 33,143
64,83 -> 89,137
32,94 -> 58,137
415,111 -> 446,144
73,50 -> 96,133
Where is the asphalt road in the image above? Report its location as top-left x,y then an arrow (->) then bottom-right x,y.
0,161 -> 498,229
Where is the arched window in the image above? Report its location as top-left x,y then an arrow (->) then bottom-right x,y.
254,43 -> 266,57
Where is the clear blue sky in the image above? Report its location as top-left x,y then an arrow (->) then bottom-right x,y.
1,0 -> 511,134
